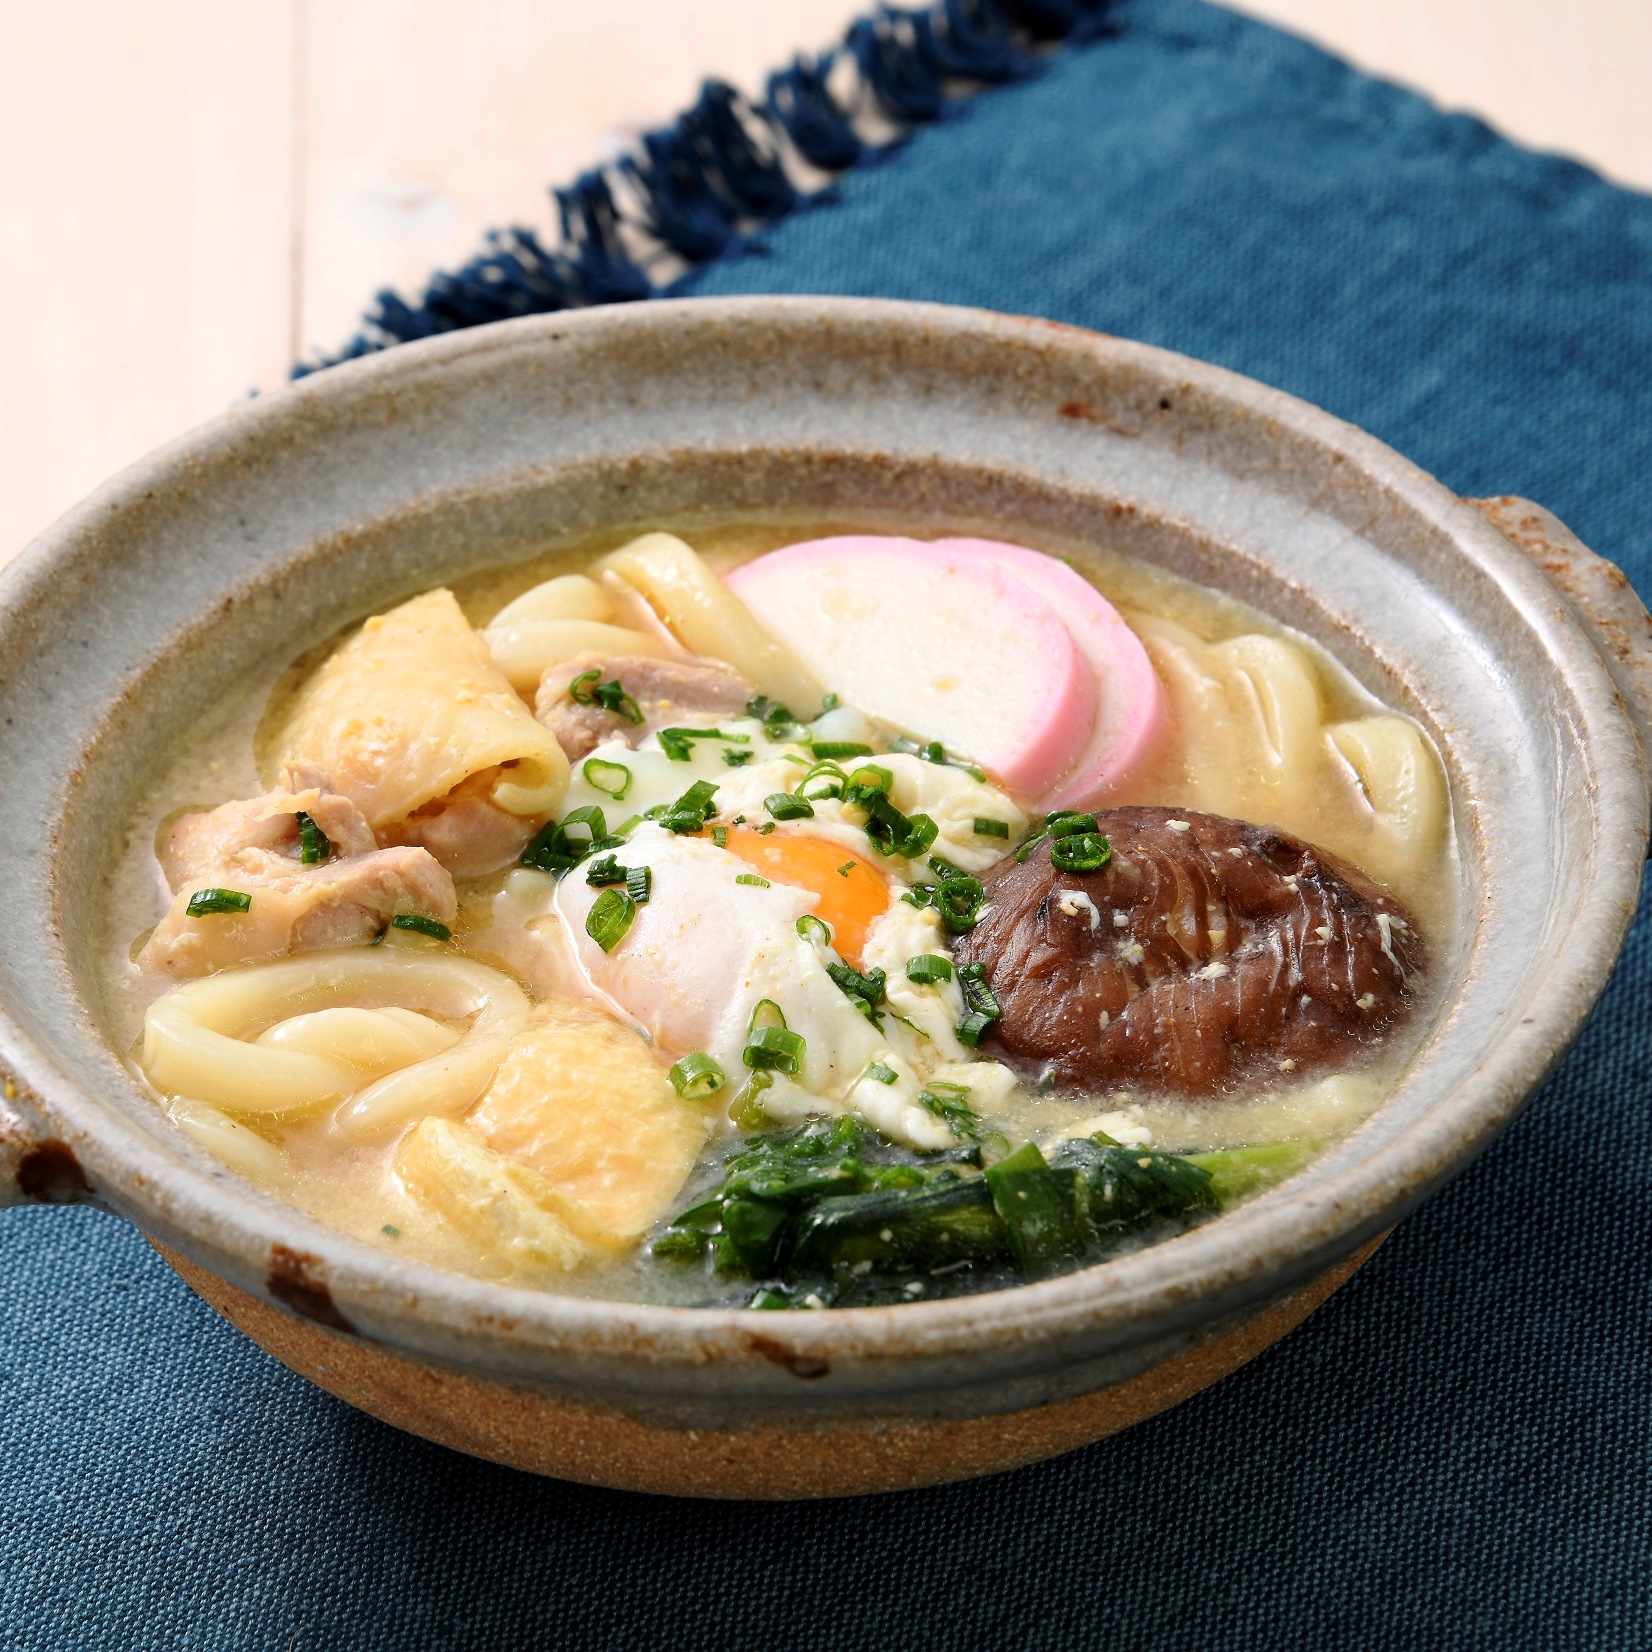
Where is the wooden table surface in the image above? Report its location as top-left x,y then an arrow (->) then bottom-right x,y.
2,0 -> 1646,566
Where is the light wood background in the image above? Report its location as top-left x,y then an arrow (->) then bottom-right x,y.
1,1 -> 1646,566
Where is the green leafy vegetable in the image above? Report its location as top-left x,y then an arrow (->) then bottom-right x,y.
826,960 -> 886,1023
905,954 -> 953,985
522,805 -> 621,873
1186,1141 -> 1315,1204
972,817 -> 1010,839
657,726 -> 749,761
660,778 -> 719,835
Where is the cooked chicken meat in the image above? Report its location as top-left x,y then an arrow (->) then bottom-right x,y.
955,806 -> 1424,1094
140,776 -> 456,980
535,653 -> 751,759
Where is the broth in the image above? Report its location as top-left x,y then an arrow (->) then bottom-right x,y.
98,516 -> 1457,1307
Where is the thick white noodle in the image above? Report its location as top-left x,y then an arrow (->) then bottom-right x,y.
596,533 -> 822,710
483,619 -> 676,695
141,951 -> 529,1133
488,574 -> 614,630
168,1099 -> 290,1183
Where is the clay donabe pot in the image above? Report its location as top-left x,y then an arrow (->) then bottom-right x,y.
2,300 -> 1649,1498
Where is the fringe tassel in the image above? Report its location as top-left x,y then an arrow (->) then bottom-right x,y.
297,0 -> 1117,374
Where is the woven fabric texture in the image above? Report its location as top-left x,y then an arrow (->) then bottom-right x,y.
5,2 -> 1651,1646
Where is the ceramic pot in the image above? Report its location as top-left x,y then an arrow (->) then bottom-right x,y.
2,299 -> 1648,1498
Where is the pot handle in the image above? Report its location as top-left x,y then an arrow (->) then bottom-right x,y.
1470,497 -> 1652,763
0,1075 -> 89,1209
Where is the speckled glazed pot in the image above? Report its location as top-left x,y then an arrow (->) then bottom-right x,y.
2,300 -> 1649,1499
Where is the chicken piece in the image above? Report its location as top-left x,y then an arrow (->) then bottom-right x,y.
140,780 -> 457,980
379,765 -> 544,880
955,806 -> 1424,1095
534,652 -> 752,760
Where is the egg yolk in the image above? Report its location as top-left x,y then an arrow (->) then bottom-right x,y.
724,827 -> 889,968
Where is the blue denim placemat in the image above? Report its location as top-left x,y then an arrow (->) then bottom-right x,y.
6,2 -> 1650,1646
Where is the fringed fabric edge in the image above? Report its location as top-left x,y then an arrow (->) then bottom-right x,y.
295,0 -> 1118,375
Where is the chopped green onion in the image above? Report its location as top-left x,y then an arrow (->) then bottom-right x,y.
522,805 -> 612,873
625,865 -> 652,904
888,734 -> 986,781
585,888 -> 636,952
381,1223 -> 400,1237
765,792 -> 815,822
584,854 -> 627,886
955,961 -> 1002,1046
795,915 -> 832,945
818,692 -> 840,713
660,778 -> 719,835
744,1025 -> 806,1074
809,741 -> 873,761
917,1080 -> 982,1140
935,871 -> 987,933
581,757 -> 632,800
735,873 -> 771,888
658,726 -> 748,761
724,749 -> 754,768
391,913 -> 452,942
797,760 -> 849,801
844,764 -> 893,796
1050,832 -> 1112,873
295,811 -> 331,865
1047,811 -> 1099,838
186,888 -> 251,917
748,999 -> 787,1033
755,822 -> 776,836
569,669 -> 643,724
827,961 -> 887,1022
866,1061 -> 899,1086
905,954 -> 954,985
668,1052 -> 727,1100
972,817 -> 1010,839
837,861 -> 857,878
745,694 -> 806,742
711,825 -> 729,849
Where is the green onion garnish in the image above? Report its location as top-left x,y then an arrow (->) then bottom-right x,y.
381,1223 -> 400,1237
844,764 -> 893,796
391,913 -> 452,942
837,861 -> 857,877
905,954 -> 954,985
765,793 -> 814,822
668,1052 -> 726,1099
522,805 -> 613,873
1048,810 -> 1099,838
819,692 -> 840,713
625,865 -> 652,904
295,811 -> 331,865
935,871 -> 987,933
569,669 -> 644,724
582,757 -> 632,800
744,1025 -> 805,1073
660,778 -> 719,835
735,873 -> 770,888
755,822 -> 776,835
585,854 -> 627,886
585,888 -> 636,952
888,734 -> 987,782
745,694 -> 807,742
185,888 -> 251,917
955,961 -> 1002,1046
711,826 -> 729,849
917,1079 -> 982,1140
797,760 -> 849,801
827,961 -> 887,1023
657,726 -> 748,761
1050,831 -> 1112,873
866,1061 -> 898,1085
972,818 -> 1010,839
724,749 -> 754,768
809,741 -> 873,761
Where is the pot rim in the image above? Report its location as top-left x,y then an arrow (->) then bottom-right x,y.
2,296 -> 1645,1391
